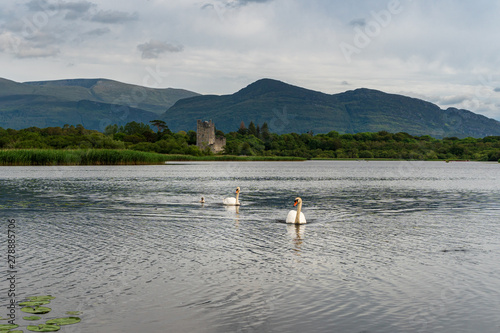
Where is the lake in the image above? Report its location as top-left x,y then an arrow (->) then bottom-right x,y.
1,161 -> 500,332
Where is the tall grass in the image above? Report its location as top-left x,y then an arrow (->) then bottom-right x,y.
0,150 -> 306,166
0,149 -> 169,166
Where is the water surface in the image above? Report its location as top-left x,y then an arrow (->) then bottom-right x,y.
1,161 -> 500,332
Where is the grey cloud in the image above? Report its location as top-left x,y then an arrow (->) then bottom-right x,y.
59,0 -> 94,12
137,40 -> 184,59
90,10 -> 138,24
202,0 -> 273,10
235,0 -> 273,5
349,18 -> 366,27
494,87 -> 500,93
26,0 -> 94,14
84,27 -> 110,37
16,43 -> 60,58
341,81 -> 350,85
438,95 -> 469,106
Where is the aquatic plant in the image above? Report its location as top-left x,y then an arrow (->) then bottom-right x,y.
0,323 -> 19,330
46,317 -> 81,326
27,324 -> 61,332
27,296 -> 56,302
17,295 -> 82,332
20,301 -> 51,307
21,306 -> 51,314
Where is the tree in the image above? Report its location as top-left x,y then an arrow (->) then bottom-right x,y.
104,124 -> 118,136
248,121 -> 257,136
150,120 -> 167,133
260,122 -> 271,141
238,121 -> 247,135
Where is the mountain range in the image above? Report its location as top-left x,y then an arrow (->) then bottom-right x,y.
0,77 -> 198,131
1,77 -> 500,138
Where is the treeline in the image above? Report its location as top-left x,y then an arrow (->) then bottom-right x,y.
229,121 -> 500,161
1,121 -> 500,161
0,122 -> 204,156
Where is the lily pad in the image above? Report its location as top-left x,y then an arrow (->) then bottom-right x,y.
0,324 -> 18,330
27,296 -> 55,302
24,315 -> 42,320
20,301 -> 51,307
46,317 -> 81,326
27,324 -> 60,332
21,306 -> 52,314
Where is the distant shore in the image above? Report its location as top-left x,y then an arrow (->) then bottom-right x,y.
0,149 -> 306,166
1,149 -> 498,166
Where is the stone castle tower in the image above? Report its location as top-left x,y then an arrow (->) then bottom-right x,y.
196,120 -> 226,153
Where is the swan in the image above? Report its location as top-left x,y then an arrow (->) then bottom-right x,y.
286,197 -> 306,224
223,187 -> 240,206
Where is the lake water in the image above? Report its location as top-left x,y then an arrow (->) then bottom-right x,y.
1,161 -> 500,333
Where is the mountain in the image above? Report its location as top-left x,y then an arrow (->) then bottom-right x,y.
0,78 -> 199,130
2,77 -> 500,138
161,78 -> 500,138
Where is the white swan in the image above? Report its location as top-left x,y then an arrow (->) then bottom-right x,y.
223,187 -> 240,206
286,197 -> 306,224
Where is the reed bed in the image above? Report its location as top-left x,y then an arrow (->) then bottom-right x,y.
0,149 -> 169,166
0,150 -> 306,166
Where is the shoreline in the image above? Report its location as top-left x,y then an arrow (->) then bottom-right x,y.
0,149 -> 497,166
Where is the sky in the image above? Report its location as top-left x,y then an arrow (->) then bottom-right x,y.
1,0 -> 500,120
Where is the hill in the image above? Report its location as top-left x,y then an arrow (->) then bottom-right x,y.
2,77 -> 500,138
0,78 -> 199,130
161,79 -> 500,138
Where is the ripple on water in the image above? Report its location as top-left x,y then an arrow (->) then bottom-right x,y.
1,162 -> 500,332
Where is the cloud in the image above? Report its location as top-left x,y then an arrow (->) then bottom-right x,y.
438,95 -> 470,106
349,18 -> 366,27
137,40 -> 184,59
90,10 -> 138,24
83,27 -> 110,37
16,43 -> 60,58
26,0 -> 94,17
494,87 -> 500,93
234,0 -> 273,5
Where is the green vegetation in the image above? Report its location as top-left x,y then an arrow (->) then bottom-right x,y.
21,306 -> 52,314
27,324 -> 61,331
46,317 -> 81,326
16,295 -> 82,332
0,149 -> 169,166
228,122 -> 500,161
0,121 -> 499,165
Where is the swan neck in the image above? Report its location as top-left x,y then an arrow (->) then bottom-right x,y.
295,201 -> 302,223
235,191 -> 240,204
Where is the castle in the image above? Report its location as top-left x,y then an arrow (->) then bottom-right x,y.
196,120 -> 226,153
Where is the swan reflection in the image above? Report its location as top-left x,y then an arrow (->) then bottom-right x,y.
224,205 -> 240,226
287,224 -> 306,253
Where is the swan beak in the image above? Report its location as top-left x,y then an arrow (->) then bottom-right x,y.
236,189 -> 240,193
294,200 -> 298,207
